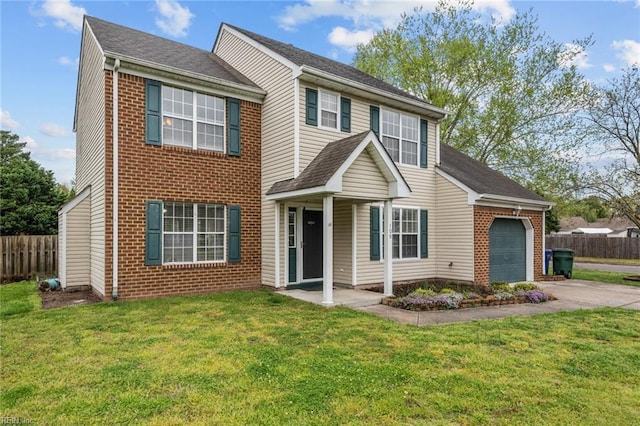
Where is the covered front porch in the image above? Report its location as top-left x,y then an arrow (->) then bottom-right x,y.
266,131 -> 411,305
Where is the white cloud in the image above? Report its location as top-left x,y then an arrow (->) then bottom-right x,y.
603,63 -> 616,73
40,123 -> 70,137
0,109 -> 20,130
155,0 -> 194,38
24,136 -> 38,150
612,39 -> 640,66
38,0 -> 86,32
558,43 -> 592,70
278,0 -> 516,51
328,27 -> 375,52
57,56 -> 78,66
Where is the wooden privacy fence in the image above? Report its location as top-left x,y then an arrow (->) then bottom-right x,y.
0,235 -> 58,283
546,235 -> 640,260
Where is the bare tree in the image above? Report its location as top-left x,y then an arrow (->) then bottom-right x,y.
585,67 -> 640,228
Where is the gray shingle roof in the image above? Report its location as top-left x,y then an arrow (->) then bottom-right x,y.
438,143 -> 548,203
224,24 -> 432,106
86,16 -> 258,88
267,131 -> 371,195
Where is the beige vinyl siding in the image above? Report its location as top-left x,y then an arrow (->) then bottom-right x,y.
299,85 -> 372,171
435,175 -> 474,281
75,24 -> 106,296
216,29 -> 295,286
332,201 -> 352,285
340,150 -> 389,200
63,196 -> 91,287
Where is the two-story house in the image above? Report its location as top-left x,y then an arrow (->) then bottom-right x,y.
59,16 -> 552,303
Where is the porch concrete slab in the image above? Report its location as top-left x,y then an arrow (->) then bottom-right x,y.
282,287 -> 384,308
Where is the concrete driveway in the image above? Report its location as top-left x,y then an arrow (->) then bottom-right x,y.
575,262 -> 640,274
356,280 -> 640,326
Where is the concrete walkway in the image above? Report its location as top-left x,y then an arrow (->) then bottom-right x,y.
574,262 -> 640,274
282,280 -> 640,326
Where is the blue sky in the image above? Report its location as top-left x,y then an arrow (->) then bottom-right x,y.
1,0 -> 639,185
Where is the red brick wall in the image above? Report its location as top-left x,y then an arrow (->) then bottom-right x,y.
103,72 -> 262,300
473,205 -> 544,284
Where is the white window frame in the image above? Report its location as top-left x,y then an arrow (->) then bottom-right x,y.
380,206 -> 420,261
380,108 -> 419,167
162,202 -> 227,265
319,89 -> 340,131
162,85 -> 226,153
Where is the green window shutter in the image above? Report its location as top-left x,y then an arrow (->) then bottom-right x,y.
145,200 -> 162,265
420,209 -> 428,258
370,105 -> 380,136
340,97 -> 351,132
145,80 -> 162,146
370,206 -> 380,261
228,205 -> 241,263
227,98 -> 241,156
306,88 -> 318,126
420,119 -> 428,168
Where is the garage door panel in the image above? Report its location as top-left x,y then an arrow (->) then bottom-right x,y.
489,219 -> 526,283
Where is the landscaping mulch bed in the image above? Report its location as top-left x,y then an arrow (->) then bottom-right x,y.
39,286 -> 102,309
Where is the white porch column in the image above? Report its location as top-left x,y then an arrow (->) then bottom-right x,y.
323,195 -> 334,305
383,200 -> 393,296
274,202 -> 280,288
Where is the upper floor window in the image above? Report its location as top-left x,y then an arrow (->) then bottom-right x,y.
305,87 -> 351,133
381,109 -> 419,166
162,86 -> 225,152
320,90 -> 338,129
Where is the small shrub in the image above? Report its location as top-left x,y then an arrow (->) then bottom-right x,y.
494,292 -> 514,301
414,288 -> 436,296
513,282 -> 540,292
463,291 -> 482,300
525,290 -> 548,303
490,282 -> 512,294
439,288 -> 455,294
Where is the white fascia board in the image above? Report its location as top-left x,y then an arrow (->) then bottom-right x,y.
266,186 -> 333,201
103,54 -> 266,103
59,186 -> 91,215
215,25 -> 302,75
299,66 -> 449,119
477,194 -> 554,210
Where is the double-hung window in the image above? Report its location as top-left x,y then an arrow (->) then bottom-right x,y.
381,109 -> 419,166
162,86 -> 225,152
163,202 -> 225,263
382,207 -> 419,260
320,90 -> 339,129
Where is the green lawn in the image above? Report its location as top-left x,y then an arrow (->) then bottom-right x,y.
573,269 -> 640,287
2,282 -> 640,425
576,257 -> 640,266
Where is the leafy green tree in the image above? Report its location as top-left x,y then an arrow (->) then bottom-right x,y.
353,0 -> 591,197
583,67 -> 640,228
0,131 -> 67,235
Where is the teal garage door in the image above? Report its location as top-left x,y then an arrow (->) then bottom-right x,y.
489,218 -> 526,283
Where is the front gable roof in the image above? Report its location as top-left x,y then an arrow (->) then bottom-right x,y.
216,24 -> 447,119
266,131 -> 410,200
85,16 -> 259,89
437,143 -> 552,208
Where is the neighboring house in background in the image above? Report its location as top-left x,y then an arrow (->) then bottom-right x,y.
59,16 -> 553,303
555,216 -> 638,238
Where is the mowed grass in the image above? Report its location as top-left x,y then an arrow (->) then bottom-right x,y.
573,269 -> 640,287
576,257 -> 640,266
2,282 -> 640,425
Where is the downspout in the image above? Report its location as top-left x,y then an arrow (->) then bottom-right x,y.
112,58 -> 120,300
293,76 -> 300,177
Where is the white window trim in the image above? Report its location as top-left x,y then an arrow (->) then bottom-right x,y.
379,205 -> 421,262
380,107 -> 420,167
162,202 -> 227,265
162,85 -> 227,153
318,88 -> 341,132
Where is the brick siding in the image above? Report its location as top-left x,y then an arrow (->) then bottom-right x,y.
102,72 -> 262,300
473,205 -> 544,284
